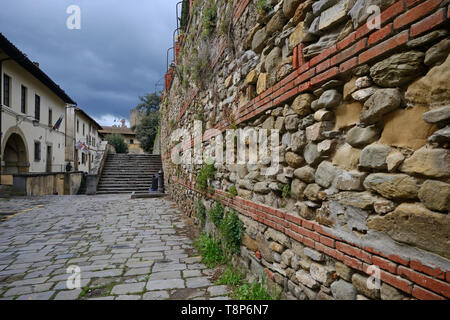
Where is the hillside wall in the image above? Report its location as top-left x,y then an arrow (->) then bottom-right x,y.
161,0 -> 450,300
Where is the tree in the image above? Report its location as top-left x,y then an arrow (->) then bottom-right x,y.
105,134 -> 128,154
136,111 -> 160,153
136,93 -> 161,114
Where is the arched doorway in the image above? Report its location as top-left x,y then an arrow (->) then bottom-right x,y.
2,133 -> 29,174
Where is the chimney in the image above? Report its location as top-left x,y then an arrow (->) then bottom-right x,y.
33,61 -> 39,68
121,119 -> 126,128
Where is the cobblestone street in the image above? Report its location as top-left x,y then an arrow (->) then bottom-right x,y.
0,195 -> 231,300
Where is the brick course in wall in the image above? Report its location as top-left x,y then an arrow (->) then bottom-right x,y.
170,176 -> 450,300
161,0 -> 450,300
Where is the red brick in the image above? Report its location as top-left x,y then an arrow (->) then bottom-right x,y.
447,271 -> 450,282
336,32 -> 356,51
286,229 -> 304,244
313,224 -> 341,240
293,46 -> 299,69
330,38 -> 367,65
292,225 -> 320,241
343,255 -> 363,271
394,0 -> 443,29
310,67 -> 339,86
309,45 -> 337,67
298,81 -> 311,93
372,255 -> 398,274
410,260 -> 446,280
368,23 -> 393,45
319,235 -> 335,248
387,253 -> 410,266
398,266 -> 450,298
376,268 -> 413,294
294,68 -> 316,85
359,30 -> 409,64
380,1 -> 407,24
302,219 -> 315,230
298,61 -> 310,74
410,8 -> 446,37
355,23 -> 370,41
412,285 -> 446,300
339,57 -> 358,73
316,58 -> 331,74
406,0 -> 425,7
264,268 -> 274,280
315,242 -> 344,261
303,237 -> 315,248
297,43 -> 306,66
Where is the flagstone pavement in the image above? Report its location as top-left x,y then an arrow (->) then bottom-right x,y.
0,195 -> 231,300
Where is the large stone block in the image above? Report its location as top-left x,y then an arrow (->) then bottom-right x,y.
361,89 -> 402,125
406,54 -> 450,108
363,173 -> 420,200
332,143 -> 361,170
291,179 -> 306,200
370,51 -> 425,88
291,94 -> 314,116
359,144 -> 391,170
351,273 -> 380,300
418,180 -> 450,212
319,0 -> 351,31
367,203 -> 450,260
346,125 -> 380,148
315,161 -> 341,188
400,147 -> 450,178
252,27 -> 267,54
330,280 -> 357,300
379,106 -> 438,150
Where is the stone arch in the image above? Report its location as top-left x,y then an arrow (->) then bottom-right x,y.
1,126 -> 30,174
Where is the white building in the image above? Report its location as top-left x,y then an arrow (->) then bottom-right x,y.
0,33 -> 77,180
71,107 -> 103,173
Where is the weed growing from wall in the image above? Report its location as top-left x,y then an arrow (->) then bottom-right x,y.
196,163 -> 216,193
209,201 -> 225,228
220,209 -> 243,254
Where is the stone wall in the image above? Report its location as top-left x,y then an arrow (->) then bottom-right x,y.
161,0 -> 450,300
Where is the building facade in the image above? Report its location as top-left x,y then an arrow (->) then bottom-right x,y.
99,121 -> 144,154
71,108 -> 103,173
0,33 -> 76,182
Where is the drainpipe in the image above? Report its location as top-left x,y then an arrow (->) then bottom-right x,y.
0,58 -> 12,185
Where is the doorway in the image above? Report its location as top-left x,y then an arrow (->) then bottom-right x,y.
46,145 -> 52,173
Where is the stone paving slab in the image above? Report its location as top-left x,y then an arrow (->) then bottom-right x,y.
0,195 -> 232,300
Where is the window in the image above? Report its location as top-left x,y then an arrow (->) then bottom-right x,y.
81,153 -> 86,164
3,74 -> 11,107
21,85 -> 27,114
130,139 -> 134,144
34,141 -> 41,161
77,120 -> 79,133
83,123 -> 85,136
48,109 -> 52,127
34,94 -> 40,121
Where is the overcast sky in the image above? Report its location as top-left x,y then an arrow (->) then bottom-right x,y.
0,0 -> 179,126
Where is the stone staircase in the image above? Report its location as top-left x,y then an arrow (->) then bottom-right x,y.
97,154 -> 162,195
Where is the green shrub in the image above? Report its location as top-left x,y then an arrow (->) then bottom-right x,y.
194,233 -> 227,268
282,183 -> 291,199
197,200 -> 206,226
256,0 -> 274,15
201,0 -> 217,38
216,265 -> 244,287
220,210 -> 243,254
209,201 -> 225,228
229,185 -> 238,197
196,163 -> 216,193
105,134 -> 128,154
233,280 -> 273,300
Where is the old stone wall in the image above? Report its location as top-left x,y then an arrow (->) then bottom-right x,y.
161,0 -> 450,300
